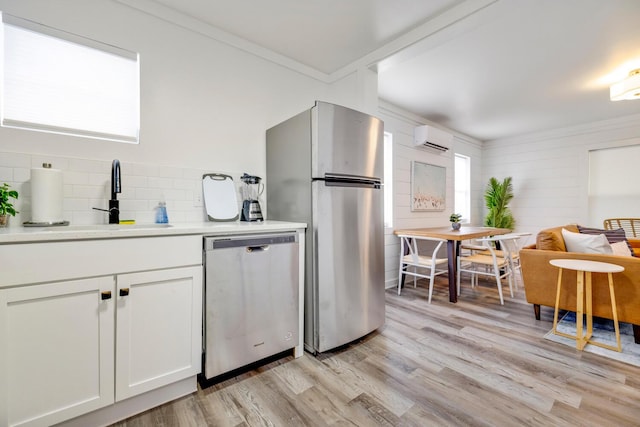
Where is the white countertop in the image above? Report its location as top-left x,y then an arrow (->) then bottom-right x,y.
0,220 -> 307,243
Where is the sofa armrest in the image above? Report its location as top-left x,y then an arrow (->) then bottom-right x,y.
520,248 -> 640,325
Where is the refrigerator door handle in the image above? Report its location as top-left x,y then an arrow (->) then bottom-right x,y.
313,173 -> 381,189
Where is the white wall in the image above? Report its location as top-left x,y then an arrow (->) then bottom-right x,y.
377,102 -> 483,289
0,0 -> 370,225
482,113 -> 640,243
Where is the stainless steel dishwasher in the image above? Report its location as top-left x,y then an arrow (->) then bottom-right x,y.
202,232 -> 299,379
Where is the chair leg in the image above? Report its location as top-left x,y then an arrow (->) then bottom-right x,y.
428,271 -> 434,304
494,272 -> 504,305
505,265 -> 514,298
398,265 -> 404,296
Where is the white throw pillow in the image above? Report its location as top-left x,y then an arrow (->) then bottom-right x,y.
610,241 -> 633,257
561,228 -> 613,254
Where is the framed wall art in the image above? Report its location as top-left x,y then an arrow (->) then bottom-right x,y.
411,161 -> 446,211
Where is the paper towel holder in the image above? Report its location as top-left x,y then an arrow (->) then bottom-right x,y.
23,162 -> 70,227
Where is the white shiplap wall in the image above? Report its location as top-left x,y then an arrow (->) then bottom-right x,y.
378,102 -> 483,289
482,113 -> 640,243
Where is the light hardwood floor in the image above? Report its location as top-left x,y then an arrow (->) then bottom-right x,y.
112,276 -> 640,426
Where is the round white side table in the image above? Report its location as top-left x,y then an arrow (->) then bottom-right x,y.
549,259 -> 624,352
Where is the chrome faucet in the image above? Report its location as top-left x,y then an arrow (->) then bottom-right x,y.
109,159 -> 121,224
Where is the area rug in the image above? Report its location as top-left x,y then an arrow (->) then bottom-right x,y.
544,312 -> 640,367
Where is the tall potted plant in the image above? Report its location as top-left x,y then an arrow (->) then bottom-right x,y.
0,183 -> 19,227
484,177 -> 515,230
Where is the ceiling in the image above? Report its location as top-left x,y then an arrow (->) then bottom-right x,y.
145,0 -> 640,141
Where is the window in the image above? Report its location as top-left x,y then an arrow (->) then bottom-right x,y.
384,132 -> 393,228
1,13 -> 140,143
588,145 -> 640,225
454,153 -> 470,222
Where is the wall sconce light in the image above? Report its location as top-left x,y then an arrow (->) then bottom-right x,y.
610,69 -> 640,101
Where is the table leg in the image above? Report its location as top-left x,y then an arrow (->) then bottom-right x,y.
608,272 -> 622,352
576,270 -> 586,350
552,268 -> 563,334
585,272 -> 593,342
446,240 -> 458,303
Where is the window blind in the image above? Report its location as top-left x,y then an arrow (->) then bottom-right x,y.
1,13 -> 140,143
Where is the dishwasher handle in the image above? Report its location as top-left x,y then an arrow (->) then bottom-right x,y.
206,233 -> 297,250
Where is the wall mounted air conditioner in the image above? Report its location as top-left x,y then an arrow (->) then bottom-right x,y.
413,125 -> 453,153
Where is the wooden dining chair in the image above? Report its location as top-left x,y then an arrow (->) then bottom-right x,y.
473,232 -> 532,287
397,235 -> 449,303
456,234 -> 518,305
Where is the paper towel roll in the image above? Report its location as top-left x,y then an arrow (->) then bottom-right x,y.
31,164 -> 64,223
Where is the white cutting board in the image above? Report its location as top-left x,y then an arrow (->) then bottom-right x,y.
203,173 -> 239,221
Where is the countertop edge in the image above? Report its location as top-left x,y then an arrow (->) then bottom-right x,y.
0,220 -> 307,244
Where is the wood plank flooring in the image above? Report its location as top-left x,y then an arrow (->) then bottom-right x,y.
112,276 -> 640,426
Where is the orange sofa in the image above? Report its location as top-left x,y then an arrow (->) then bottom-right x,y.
520,224 -> 640,343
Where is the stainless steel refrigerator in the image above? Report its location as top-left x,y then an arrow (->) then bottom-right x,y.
266,101 -> 385,354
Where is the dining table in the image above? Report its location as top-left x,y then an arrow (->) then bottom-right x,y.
393,226 -> 511,302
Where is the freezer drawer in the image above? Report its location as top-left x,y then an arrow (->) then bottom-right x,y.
203,233 -> 299,379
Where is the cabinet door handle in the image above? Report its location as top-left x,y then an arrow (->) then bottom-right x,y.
119,288 -> 130,297
101,291 -> 112,300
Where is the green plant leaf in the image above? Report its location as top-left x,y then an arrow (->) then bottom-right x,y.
484,177 -> 515,230
0,183 -> 19,217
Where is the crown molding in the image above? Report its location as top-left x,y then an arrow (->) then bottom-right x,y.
115,0 -> 497,87
114,0 -> 331,83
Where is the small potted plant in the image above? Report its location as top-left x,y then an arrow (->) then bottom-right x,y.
449,213 -> 462,230
0,183 -> 19,227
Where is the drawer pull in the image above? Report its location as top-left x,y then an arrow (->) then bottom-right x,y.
119,288 -> 130,297
101,291 -> 112,300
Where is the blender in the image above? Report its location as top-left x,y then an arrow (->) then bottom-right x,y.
240,173 -> 264,221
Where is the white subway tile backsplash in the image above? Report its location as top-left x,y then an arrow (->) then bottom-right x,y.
0,151 -> 213,228
125,175 -> 148,188
124,199 -> 149,212
64,171 -> 91,185
13,168 -> 30,182
173,178 -> 194,190
68,158 -> 106,173
64,198 -> 90,211
0,152 -> 30,168
147,176 -> 173,189
159,166 -> 184,179
73,185 -> 106,199
183,168 -> 207,180
135,187 -> 164,201
0,167 -> 13,181
88,173 -> 110,186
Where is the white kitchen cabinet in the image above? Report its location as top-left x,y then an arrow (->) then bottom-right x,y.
0,277 -> 115,427
0,266 -> 202,427
0,235 -> 203,427
115,266 -> 202,400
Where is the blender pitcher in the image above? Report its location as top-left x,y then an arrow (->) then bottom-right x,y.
240,173 -> 264,221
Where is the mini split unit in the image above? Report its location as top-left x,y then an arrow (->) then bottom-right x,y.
413,125 -> 453,153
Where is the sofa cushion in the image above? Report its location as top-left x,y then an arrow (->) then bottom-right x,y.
611,241 -> 633,256
577,225 -> 635,256
536,224 -> 579,251
562,228 -> 613,254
